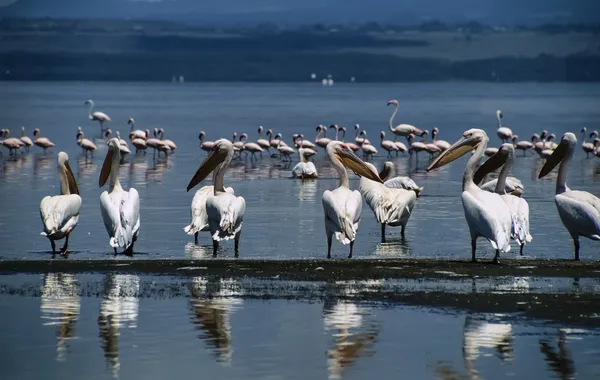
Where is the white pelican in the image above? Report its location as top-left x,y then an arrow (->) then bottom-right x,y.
360,162 -> 417,242
431,128 -> 451,152
184,186 -> 234,244
427,129 -> 512,263
292,147 -> 318,179
40,152 -> 81,255
158,128 -> 177,152
33,128 -> 55,154
387,99 -> 423,141
85,99 -> 110,132
380,131 -> 399,157
581,128 -> 595,158
322,141 -> 383,258
20,126 -> 33,150
512,135 -> 533,156
315,125 -> 332,149
538,132 -> 600,260
256,126 -> 271,155
76,128 -> 97,156
199,131 -> 215,152
127,118 -> 146,140
378,161 -> 423,197
479,177 -> 524,197
496,110 -> 513,143
186,139 -> 246,256
99,138 -> 141,255
474,143 -> 532,255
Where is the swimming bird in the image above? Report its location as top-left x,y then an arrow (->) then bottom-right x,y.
198,131 -> 215,152
76,128 -> 97,157
360,162 -> 417,242
186,139 -> 246,256
33,128 -> 55,154
85,99 -> 111,133
19,126 -> 33,150
322,141 -> 383,258
387,100 -> 423,141
40,152 -> 81,255
496,110 -> 513,143
474,143 -> 532,255
127,118 -> 146,140
427,129 -> 512,263
292,147 -> 318,179
538,132 -> 600,260
99,138 -> 141,256
378,162 -> 423,197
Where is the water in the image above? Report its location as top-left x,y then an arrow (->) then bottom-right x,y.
1,82 -> 600,260
1,273 -> 599,380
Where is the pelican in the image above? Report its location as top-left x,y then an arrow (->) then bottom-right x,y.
581,128 -> 595,158
427,129 -> 512,263
20,126 -> 33,150
184,186 -> 234,245
512,135 -> 533,156
496,110 -> 513,143
315,125 -> 332,149
387,99 -> 423,141
76,128 -> 97,156
378,161 -> 423,197
322,141 -> 383,258
40,152 -> 81,255
360,162 -> 417,242
158,128 -> 177,152
127,118 -> 146,140
538,132 -> 600,260
380,131 -> 399,158
292,147 -> 318,179
431,128 -> 451,152
256,126 -> 271,155
99,138 -> 141,255
33,128 -> 55,154
479,176 -> 524,197
474,144 -> 532,255
198,131 -> 215,152
85,99 -> 110,132
186,139 -> 245,256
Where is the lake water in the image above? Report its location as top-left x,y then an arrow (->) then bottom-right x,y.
1,272 -> 599,380
1,82 -> 600,260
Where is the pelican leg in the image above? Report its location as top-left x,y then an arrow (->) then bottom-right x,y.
234,231 -> 241,258
348,240 -> 354,259
113,247 -> 118,256
212,239 -> 219,257
124,242 -> 134,257
401,224 -> 406,238
519,243 -> 524,256
326,234 -> 332,259
572,235 -> 580,261
194,232 -> 199,245
381,223 -> 386,243
60,232 -> 70,256
49,239 -> 56,254
471,238 -> 477,263
492,249 -> 500,264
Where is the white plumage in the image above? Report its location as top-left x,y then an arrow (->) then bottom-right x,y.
184,186 -> 236,243
292,147 -> 318,179
378,161 -> 423,197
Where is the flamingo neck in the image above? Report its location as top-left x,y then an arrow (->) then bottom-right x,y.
497,114 -> 502,128
213,150 -> 233,194
389,104 -> 398,132
340,130 -> 346,142
463,139 -> 488,191
21,128 -> 25,137
258,129 -> 263,138
59,164 -> 71,195
556,147 -> 573,194
109,150 -> 122,192
88,102 -> 94,119
199,134 -> 204,144
334,129 -> 339,141
316,129 -> 322,140
495,153 -> 513,194
130,121 -> 134,132
331,154 -> 349,188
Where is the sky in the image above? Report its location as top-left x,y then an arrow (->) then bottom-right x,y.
1,0 -> 599,26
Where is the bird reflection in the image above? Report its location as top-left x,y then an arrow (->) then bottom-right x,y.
98,274 -> 140,379
77,154 -> 98,179
539,329 -> 575,380
296,180 -> 317,202
127,156 -> 149,187
184,242 -> 214,259
323,299 -> 380,379
188,276 -> 243,365
40,273 -> 80,362
462,315 -> 513,379
373,239 -> 412,257
145,156 -> 172,183
34,154 -> 53,178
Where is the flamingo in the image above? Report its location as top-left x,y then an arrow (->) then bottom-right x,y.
19,126 -> 33,151
539,132 -> 600,260
104,129 -> 130,156
186,139 -> 246,256
431,128 -> 451,152
512,135 -> 533,156
496,110 -> 513,143
387,100 -> 423,141
1,129 -> 24,155
33,128 -> 55,154
242,139 -> 264,159
198,131 -> 215,152
407,133 -> 427,162
315,125 -> 332,149
85,99 -> 111,133
421,130 -> 442,159
39,152 -> 81,255
380,131 -> 399,158
354,124 -> 370,145
145,129 -> 162,155
127,118 -> 146,140
322,141 -> 383,258
130,137 -> 147,155
158,128 -> 177,152
277,136 -> 295,162
581,128 -> 595,158
99,138 -> 141,255
338,126 -> 361,152
76,127 -> 97,157
256,126 -> 271,155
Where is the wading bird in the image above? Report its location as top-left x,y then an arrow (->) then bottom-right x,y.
85,99 -> 111,132
322,141 -> 383,258
19,126 -> 33,150
378,162 -> 423,197
427,129 -> 512,263
40,152 -> 81,255
387,99 -> 423,141
99,138 -> 141,256
199,131 -> 215,152
76,127 -> 97,156
496,110 -> 513,143
292,147 -> 318,179
538,132 -> 600,260
256,126 -> 271,155
186,139 -> 246,256
128,118 -> 146,140
33,128 -> 55,154
431,128 -> 450,152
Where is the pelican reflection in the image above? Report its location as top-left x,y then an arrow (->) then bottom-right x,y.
40,273 -> 80,362
296,180 -> 317,202
98,274 -> 140,378
188,276 -> 243,365
463,315 -> 513,379
77,154 -> 98,179
540,329 -> 575,380
323,299 -> 380,379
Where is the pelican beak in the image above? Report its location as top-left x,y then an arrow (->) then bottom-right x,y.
99,149 -> 114,187
414,187 -> 424,198
337,149 -> 383,183
427,135 -> 481,171
186,148 -> 223,191
473,148 -> 507,185
508,188 -> 523,197
64,160 -> 79,195
538,142 -> 567,179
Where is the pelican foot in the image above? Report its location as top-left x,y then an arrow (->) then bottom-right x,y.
491,258 -> 501,265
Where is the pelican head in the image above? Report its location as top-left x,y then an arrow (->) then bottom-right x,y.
187,139 -> 233,191
58,152 -> 79,195
128,118 -> 135,125
327,141 -> 383,183
379,161 -> 394,181
99,138 -> 121,187
427,129 -> 487,172
387,99 -> 398,106
473,143 -> 515,185
538,133 -> 576,179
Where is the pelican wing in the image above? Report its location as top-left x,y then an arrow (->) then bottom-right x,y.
556,191 -> 600,239
207,193 -> 245,241
462,189 -> 512,252
361,180 -> 416,225
384,177 -> 422,192
40,194 -> 82,237
184,186 -> 234,235
100,189 -> 140,248
292,162 -> 318,178
322,188 -> 362,244
480,177 -> 524,194
501,194 -> 532,245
